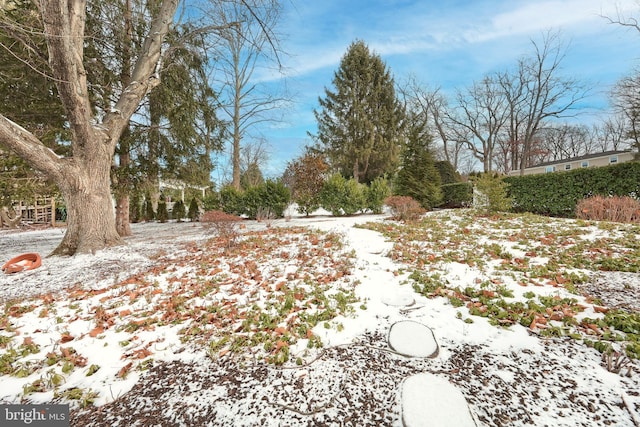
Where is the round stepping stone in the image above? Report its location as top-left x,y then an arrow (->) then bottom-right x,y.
401,373 -> 477,427
388,320 -> 438,358
381,293 -> 415,307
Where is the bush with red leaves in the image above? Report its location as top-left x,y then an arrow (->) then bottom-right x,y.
384,196 -> 425,222
200,210 -> 243,248
576,195 -> 640,223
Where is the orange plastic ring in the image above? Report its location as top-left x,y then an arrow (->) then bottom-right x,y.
2,253 -> 42,274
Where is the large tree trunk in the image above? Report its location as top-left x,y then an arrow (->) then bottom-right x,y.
52,151 -> 123,256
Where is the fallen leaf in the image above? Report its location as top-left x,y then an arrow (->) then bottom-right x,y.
89,326 -> 104,338
60,333 -> 74,343
118,362 -> 133,378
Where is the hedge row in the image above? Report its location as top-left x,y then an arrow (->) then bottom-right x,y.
439,182 -> 473,208
504,162 -> 640,217
220,179 -> 290,219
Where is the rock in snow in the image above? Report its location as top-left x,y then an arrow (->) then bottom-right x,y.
388,320 -> 439,358
401,373 -> 477,427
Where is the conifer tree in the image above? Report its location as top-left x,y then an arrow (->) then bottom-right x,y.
394,109 -> 442,209
188,197 -> 200,222
313,40 -> 405,184
172,199 -> 186,222
157,195 -> 169,223
144,194 -> 156,222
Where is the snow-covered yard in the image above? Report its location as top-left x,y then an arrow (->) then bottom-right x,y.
0,209 -> 639,426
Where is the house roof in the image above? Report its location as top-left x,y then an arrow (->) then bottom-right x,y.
529,150 -> 633,168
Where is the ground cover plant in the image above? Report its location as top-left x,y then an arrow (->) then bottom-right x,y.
359,210 -> 640,361
0,209 -> 639,426
0,225 -> 358,405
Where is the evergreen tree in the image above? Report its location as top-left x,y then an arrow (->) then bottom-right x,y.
129,193 -> 142,223
313,40 -> 405,184
240,162 -> 264,190
435,160 -> 461,185
157,195 -> 169,223
144,194 -> 156,222
0,2 -> 66,217
365,177 -> 391,214
188,197 -> 200,222
172,199 -> 186,222
394,109 -> 442,209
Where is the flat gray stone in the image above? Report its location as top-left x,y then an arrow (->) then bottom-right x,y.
381,293 -> 415,307
401,373 -> 476,427
388,320 -> 438,358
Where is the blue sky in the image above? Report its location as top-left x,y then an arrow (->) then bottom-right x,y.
219,0 -> 640,181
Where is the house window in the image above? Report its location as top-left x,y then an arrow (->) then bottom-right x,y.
581,161 -> 589,168
545,166 -> 555,173
610,155 -> 618,164
564,164 -> 571,170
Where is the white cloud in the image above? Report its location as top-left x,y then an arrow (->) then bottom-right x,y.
463,0 -> 639,43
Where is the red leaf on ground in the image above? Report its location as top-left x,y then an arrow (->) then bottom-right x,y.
60,333 -> 74,343
118,362 -> 133,378
89,327 -> 104,337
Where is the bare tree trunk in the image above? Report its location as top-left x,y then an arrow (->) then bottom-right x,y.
53,152 -> 122,256
114,135 -> 132,236
232,117 -> 241,190
115,196 -> 130,236
114,0 -> 133,238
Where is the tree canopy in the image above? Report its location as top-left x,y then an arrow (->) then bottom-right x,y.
312,40 -> 405,184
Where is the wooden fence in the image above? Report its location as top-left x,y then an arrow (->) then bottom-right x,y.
14,197 -> 58,226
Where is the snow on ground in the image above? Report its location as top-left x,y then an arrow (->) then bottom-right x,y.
0,209 -> 639,426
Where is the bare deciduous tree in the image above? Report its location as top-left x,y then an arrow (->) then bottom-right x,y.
399,75 -> 466,170
447,74 -> 508,172
611,70 -> 640,153
499,31 -> 589,174
205,0 -> 286,190
596,114 -> 631,152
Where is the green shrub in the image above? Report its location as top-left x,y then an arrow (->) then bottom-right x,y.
129,193 -> 142,223
187,197 -> 200,222
365,177 -> 391,214
243,179 -> 291,219
384,195 -> 425,221
143,193 -> 155,222
435,160 -> 461,185
172,200 -> 186,222
202,192 -> 220,211
219,185 -> 245,216
505,162 -> 640,218
440,182 -> 473,208
320,174 -> 365,216
156,195 -> 169,223
472,173 -> 512,214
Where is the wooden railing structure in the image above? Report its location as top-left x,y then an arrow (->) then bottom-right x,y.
13,197 -> 58,227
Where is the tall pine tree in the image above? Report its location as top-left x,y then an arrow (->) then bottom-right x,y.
394,109 -> 442,209
313,40 -> 405,184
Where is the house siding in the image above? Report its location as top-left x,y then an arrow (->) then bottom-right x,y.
508,151 -> 635,176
